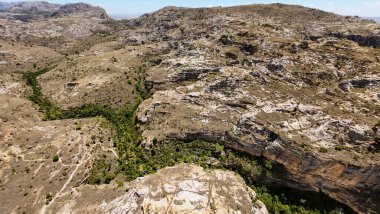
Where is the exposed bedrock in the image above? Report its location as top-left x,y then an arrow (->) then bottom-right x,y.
171,67 -> 220,82
167,129 -> 380,213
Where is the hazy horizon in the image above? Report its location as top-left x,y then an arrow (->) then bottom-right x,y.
368,17 -> 380,23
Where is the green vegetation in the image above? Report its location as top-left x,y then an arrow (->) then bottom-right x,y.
117,180 -> 124,187
335,145 -> 352,152
262,23 -> 275,29
23,67 -> 354,214
52,155 -> 59,162
335,60 -> 343,68
86,159 -> 117,185
23,68 -> 61,120
124,140 -> 353,214
119,140 -> 265,181
45,193 -> 53,204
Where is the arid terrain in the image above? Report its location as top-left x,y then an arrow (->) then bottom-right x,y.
0,1 -> 379,214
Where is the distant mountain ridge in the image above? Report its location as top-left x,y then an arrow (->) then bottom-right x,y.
0,1 -> 109,21
371,17 -> 380,23
0,2 -> 16,10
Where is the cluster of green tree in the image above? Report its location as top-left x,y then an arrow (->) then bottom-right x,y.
23,68 -> 61,120
23,67 -> 354,214
119,139 -> 353,214
86,159 -> 116,185
253,184 -> 354,214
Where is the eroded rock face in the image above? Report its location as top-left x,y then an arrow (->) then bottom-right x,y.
46,164 -> 268,214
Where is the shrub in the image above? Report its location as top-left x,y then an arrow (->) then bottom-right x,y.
88,177 -> 101,185
152,138 -> 158,145
335,145 -> 351,151
75,124 -> 81,130
45,193 -> 53,204
104,173 -> 116,184
53,155 -> 59,162
262,23 -> 275,29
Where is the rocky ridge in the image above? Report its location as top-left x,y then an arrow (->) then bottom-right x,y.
0,1 -> 109,21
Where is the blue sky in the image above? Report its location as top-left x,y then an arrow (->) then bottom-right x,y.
6,0 -> 380,16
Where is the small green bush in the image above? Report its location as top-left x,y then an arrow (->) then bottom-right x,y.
104,173 -> 116,184
52,155 -> 59,162
335,145 -> 351,151
117,180 -> 124,187
75,124 -> 81,130
45,193 -> 53,204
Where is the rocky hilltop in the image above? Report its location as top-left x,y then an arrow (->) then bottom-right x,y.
0,1 -> 108,21
0,2 -> 15,10
0,2 -> 379,214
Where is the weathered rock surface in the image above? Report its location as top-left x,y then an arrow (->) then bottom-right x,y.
46,164 -> 268,214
